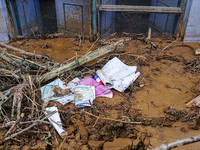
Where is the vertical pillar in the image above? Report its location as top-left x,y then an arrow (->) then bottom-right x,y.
92,0 -> 97,40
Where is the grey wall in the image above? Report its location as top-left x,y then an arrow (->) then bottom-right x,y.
0,0 -> 10,43
183,0 -> 200,42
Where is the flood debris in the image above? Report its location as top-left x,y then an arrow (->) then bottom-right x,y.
195,48 -> 200,55
186,95 -> 200,107
41,78 -> 79,105
152,134 -> 200,150
0,36 -> 200,149
96,57 -> 140,92
45,107 -> 67,137
78,77 -> 113,98
74,85 -> 95,107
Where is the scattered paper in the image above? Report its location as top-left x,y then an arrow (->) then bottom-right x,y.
45,107 -> 67,137
74,85 -> 95,107
78,77 -> 113,98
97,57 -> 140,92
40,78 -> 79,105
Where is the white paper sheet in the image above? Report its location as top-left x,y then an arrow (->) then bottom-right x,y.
45,107 -> 67,137
97,57 -> 140,92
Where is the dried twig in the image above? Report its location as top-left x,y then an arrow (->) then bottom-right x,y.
162,38 -> 181,51
152,134 -> 200,150
4,110 -> 56,141
84,111 -> 141,125
57,135 -> 68,150
0,42 -> 44,59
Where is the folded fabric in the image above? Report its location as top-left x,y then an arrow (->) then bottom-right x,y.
78,77 -> 113,98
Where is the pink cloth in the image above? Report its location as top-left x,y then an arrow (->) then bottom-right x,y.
78,77 -> 113,98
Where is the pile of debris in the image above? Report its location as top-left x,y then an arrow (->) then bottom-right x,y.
0,36 -> 200,150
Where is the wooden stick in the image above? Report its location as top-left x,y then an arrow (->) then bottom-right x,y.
152,134 -> 200,150
84,111 -> 142,125
146,27 -> 151,42
162,38 -> 181,51
0,42 -> 43,59
0,52 -> 21,67
186,95 -> 200,108
6,53 -> 47,70
4,111 -> 56,141
57,135 -> 68,150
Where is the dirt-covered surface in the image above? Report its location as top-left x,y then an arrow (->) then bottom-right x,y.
1,37 -> 200,150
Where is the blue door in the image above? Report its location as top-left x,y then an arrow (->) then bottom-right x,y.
55,0 -> 90,35
100,0 -> 116,36
150,0 -> 182,34
0,0 -> 10,43
14,0 -> 42,37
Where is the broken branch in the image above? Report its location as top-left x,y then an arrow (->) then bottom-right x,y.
3,110 -> 56,141
0,42 -> 43,59
152,134 -> 200,150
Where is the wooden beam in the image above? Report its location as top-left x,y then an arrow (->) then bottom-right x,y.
99,5 -> 182,14
176,0 -> 188,39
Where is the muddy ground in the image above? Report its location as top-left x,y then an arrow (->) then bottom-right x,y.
1,36 -> 200,150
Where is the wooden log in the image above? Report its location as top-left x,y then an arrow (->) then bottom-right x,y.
152,134 -> 200,150
176,0 -> 188,38
0,42 -> 43,59
99,5 -> 181,14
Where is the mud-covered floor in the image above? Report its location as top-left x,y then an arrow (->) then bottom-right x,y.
2,37 -> 200,149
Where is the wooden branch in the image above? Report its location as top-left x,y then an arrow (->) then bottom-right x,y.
152,134 -> 200,150
99,5 -> 181,14
186,95 -> 200,108
84,111 -> 142,125
3,111 -> 56,142
0,53 -> 21,67
176,0 -> 188,38
0,42 -> 43,59
6,53 -> 47,70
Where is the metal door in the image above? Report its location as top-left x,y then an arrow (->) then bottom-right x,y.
0,0 -> 10,43
150,0 -> 182,34
55,0 -> 90,35
14,0 -> 42,37
100,0 -> 116,36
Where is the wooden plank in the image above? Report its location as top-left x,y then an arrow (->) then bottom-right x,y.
176,0 -> 188,38
99,5 -> 181,14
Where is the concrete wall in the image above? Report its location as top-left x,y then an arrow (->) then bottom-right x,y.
183,0 -> 200,42
0,0 -> 9,43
